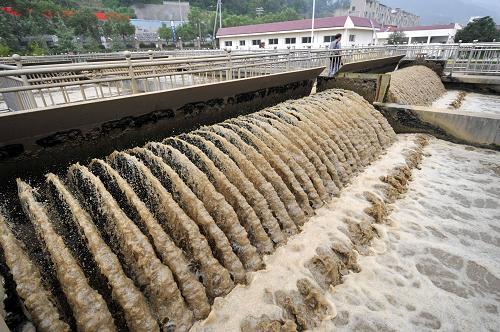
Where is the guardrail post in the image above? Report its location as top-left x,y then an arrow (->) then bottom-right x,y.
225,48 -> 233,80
124,51 -> 138,94
448,43 -> 460,77
12,54 -> 36,109
466,40 -> 477,73
287,46 -> 291,70
148,49 -> 154,61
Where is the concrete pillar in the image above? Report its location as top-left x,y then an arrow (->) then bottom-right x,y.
124,51 -> 138,94
427,36 -> 432,44
12,54 -> 36,110
408,37 -> 412,44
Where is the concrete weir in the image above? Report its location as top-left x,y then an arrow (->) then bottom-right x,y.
0,89 -> 398,331
375,102 -> 500,149
371,65 -> 500,150
1,56 -> 499,331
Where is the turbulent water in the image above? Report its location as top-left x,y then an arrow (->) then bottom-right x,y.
387,66 -> 446,106
0,89 -> 397,331
433,89 -> 500,116
189,135 -> 499,331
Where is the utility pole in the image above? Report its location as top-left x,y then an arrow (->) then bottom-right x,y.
219,0 -> 222,30
310,0 -> 316,46
178,0 -> 183,23
213,0 -> 222,47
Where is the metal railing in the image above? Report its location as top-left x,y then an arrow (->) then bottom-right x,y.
392,42 -> 500,75
0,46 -> 402,111
446,44 -> 500,76
0,49 -> 230,65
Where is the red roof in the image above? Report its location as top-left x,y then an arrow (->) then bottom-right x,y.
95,12 -> 107,21
1,7 -> 21,17
385,23 -> 456,32
217,15 -> 380,37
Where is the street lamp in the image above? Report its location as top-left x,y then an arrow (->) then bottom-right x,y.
311,0 -> 316,47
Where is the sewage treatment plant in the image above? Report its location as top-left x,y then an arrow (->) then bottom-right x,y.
0,44 -> 499,331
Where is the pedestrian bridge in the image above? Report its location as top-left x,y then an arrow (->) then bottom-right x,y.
0,46 -> 405,112
1,43 -> 498,112
0,43 -> 498,183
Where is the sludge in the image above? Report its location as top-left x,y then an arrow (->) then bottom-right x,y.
1,89 -> 395,331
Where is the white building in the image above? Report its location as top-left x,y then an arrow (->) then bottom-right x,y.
217,16 -> 381,50
376,23 -> 462,45
331,0 -> 420,27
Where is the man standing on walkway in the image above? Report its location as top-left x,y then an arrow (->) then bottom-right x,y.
329,33 -> 342,77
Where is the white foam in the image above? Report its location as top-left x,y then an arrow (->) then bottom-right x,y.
433,90 -> 500,116
190,135 -> 500,331
333,138 -> 500,331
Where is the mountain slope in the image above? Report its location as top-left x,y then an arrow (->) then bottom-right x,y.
381,0 -> 500,24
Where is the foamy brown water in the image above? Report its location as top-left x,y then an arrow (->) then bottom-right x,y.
1,87 -> 498,331
433,90 -> 500,116
191,135 -> 500,331
0,89 -> 396,331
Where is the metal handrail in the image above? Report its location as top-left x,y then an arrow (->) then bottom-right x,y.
0,49 -> 231,65
0,46 -> 401,111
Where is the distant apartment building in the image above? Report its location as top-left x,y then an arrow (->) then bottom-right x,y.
331,0 -> 419,27
217,16 -> 380,50
131,1 -> 190,42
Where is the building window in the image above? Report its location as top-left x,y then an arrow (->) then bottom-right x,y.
302,36 -> 311,43
225,41 -> 232,47
324,36 -> 333,43
252,39 -> 261,46
268,38 -> 278,45
285,37 -> 296,44
239,40 -> 245,46
351,6 -> 356,11
349,34 -> 356,42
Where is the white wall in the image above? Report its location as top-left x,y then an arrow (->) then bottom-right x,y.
376,27 -> 459,45
219,27 -> 377,50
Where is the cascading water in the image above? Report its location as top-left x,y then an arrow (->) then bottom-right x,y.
0,89 -> 396,331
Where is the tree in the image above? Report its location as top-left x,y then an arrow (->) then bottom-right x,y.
29,42 -> 46,55
54,19 -> 77,53
176,23 -> 196,42
82,37 -> 101,52
0,13 -> 23,52
387,31 -> 407,45
455,16 -> 500,43
158,26 -> 173,43
0,44 -> 10,57
114,20 -> 135,40
110,35 -> 126,51
187,6 -> 215,42
66,8 -> 100,40
103,20 -> 135,39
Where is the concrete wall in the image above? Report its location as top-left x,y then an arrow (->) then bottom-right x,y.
376,103 -> 500,150
0,67 -> 323,187
316,55 -> 403,101
398,59 -> 446,77
318,75 -> 378,103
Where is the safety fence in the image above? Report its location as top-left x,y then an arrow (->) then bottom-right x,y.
0,46 -> 403,111
393,43 -> 500,75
